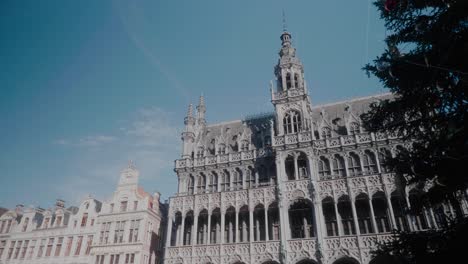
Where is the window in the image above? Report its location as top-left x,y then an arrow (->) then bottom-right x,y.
7,240 -> 14,259
197,174 -> 206,193
37,239 -> 46,257
114,221 -> 125,243
22,217 -> 29,232
283,110 -> 301,134
55,216 -> 62,227
129,220 -> 140,242
85,235 -> 93,255
133,201 -> 138,211
110,254 -> 120,264
347,153 -> 362,176
74,236 -> 83,255
362,151 -> 378,174
27,240 -> 35,259
74,220 -> 77,228
85,202 -> 89,210
55,237 -> 63,257
43,218 -> 50,228
221,171 -> 230,191
96,255 -> 105,264
20,240 -> 28,258
233,169 -> 243,190
196,147 -> 204,158
209,172 -> 218,192
64,237 -> 73,256
318,157 -> 331,179
14,240 -> 21,259
81,213 -> 88,227
349,122 -> 360,135
245,167 -> 255,188
240,140 -> 249,151
45,238 -> 53,257
294,73 -> 300,88
100,222 -> 111,244
187,175 -> 194,195
321,127 -> 332,139
378,148 -> 392,173
332,155 -> 346,177
286,73 -> 292,89
0,240 -> 6,258
120,201 -> 128,212
125,253 -> 135,264
217,143 -> 226,155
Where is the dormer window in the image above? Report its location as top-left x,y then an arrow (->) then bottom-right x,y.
349,122 -> 360,135
22,217 -> 29,232
321,127 -> 332,139
240,140 -> 249,152
55,216 -> 62,227
85,202 -> 89,210
217,144 -> 226,155
283,110 -> 301,134
81,213 -> 88,227
196,147 -> 204,158
120,201 -> 128,212
43,218 -> 50,229
110,204 -> 114,213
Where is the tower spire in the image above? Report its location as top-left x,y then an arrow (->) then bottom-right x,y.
282,9 -> 287,32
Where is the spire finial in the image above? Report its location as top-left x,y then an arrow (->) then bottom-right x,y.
187,104 -> 193,117
282,9 -> 287,32
128,160 -> 135,169
199,93 -> 205,107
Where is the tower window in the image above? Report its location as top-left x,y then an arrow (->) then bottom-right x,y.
294,73 -> 299,88
283,110 -> 301,134
286,73 -> 292,89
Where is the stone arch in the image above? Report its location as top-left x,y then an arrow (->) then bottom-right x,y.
337,195 -> 356,235
369,255 -> 402,264
355,193 -> 374,234
322,196 -> 338,236
372,191 -> 391,233
289,199 -> 315,239
296,258 -> 318,264
332,256 -> 360,264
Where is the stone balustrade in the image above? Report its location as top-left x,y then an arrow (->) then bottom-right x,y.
175,149 -> 273,169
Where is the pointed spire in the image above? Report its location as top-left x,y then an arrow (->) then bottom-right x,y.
282,9 -> 287,32
199,94 -> 205,108
196,94 -> 206,126
187,104 -> 193,117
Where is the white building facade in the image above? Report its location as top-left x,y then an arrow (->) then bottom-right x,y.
0,162 -> 166,264
163,29 -> 468,264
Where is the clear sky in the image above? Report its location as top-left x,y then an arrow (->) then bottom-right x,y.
0,0 -> 387,209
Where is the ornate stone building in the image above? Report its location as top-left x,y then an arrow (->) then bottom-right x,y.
0,162 -> 166,264
163,29 -> 468,264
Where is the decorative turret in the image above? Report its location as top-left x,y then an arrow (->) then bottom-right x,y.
182,104 -> 196,158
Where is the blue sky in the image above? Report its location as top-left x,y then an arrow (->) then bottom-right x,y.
0,0 -> 387,209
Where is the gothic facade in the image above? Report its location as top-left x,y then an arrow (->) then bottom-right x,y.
0,162 -> 166,264
163,30 -> 468,264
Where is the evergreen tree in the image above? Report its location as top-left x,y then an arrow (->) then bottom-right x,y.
363,0 -> 468,262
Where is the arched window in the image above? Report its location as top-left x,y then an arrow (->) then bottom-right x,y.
245,167 -> 255,188
258,165 -> 269,185
347,153 -> 362,176
286,73 -> 292,89
187,175 -> 194,195
221,170 -> 230,191
289,199 -> 314,238
209,172 -> 218,192
318,157 -> 331,180
240,140 -> 249,152
321,127 -> 332,139
362,151 -> 378,174
297,153 -> 309,179
197,174 -> 206,193
233,169 -> 243,190
217,144 -> 226,155
285,155 -> 295,180
283,110 -> 301,134
378,148 -> 392,173
264,135 -> 271,147
332,155 -> 346,177
294,73 -> 300,88
349,122 -> 360,135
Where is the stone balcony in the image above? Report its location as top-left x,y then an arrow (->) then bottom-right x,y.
175,149 -> 273,170
273,131 -> 401,148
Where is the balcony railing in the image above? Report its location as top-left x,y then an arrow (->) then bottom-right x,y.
175,149 -> 273,169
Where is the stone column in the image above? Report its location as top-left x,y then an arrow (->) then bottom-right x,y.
205,175 -> 209,193
294,154 -> 299,180
192,213 -> 198,245
235,209 -> 239,243
314,200 -> 326,240
221,212 -> 225,243
180,215 -> 185,246
334,200 -> 344,236
368,198 -> 379,233
350,196 -> 361,235
207,212 -> 212,244
255,172 -> 259,188
194,176 -> 198,195
264,208 -> 269,241
165,215 -> 172,248
230,170 -> 234,191
386,195 -> 398,230
249,209 -> 254,242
